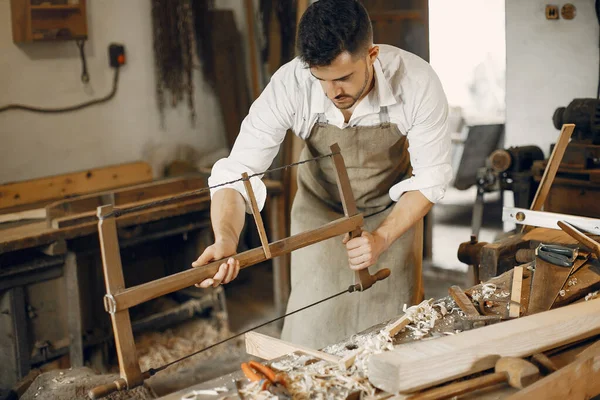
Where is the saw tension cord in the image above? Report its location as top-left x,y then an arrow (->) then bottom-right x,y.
146,286 -> 352,376
99,151 -> 339,220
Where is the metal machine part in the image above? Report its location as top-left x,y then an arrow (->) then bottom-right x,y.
553,98 -> 600,144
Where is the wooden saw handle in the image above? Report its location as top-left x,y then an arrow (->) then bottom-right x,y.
349,228 -> 391,291
88,378 -> 127,399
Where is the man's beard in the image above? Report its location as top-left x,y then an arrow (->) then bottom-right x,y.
333,67 -> 370,110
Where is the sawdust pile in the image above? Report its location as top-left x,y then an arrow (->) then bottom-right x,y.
21,368 -> 154,400
136,310 -> 245,375
239,300 -> 459,399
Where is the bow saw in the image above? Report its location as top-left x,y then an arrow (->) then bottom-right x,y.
89,143 -> 391,398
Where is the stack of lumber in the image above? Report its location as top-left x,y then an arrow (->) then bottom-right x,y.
243,243 -> 600,399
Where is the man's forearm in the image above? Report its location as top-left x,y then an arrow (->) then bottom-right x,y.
210,188 -> 246,244
374,191 -> 433,250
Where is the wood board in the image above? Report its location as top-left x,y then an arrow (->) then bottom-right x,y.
527,257 -> 572,314
367,298 -> 600,394
0,161 -> 152,210
245,331 -> 339,364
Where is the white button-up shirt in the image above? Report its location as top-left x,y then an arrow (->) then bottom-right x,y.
209,44 -> 452,212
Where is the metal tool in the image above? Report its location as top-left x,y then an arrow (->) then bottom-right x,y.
241,361 -> 290,399
535,243 -> 577,267
502,207 -> 600,235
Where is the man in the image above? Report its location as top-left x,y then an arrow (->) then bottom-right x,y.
192,0 -> 452,349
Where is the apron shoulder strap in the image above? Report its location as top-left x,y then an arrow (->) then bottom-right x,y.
379,106 -> 390,127
317,113 -> 328,126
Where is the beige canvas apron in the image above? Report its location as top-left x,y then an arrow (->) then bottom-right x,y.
280,107 -> 424,349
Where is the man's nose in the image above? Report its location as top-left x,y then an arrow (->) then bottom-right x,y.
325,82 -> 343,99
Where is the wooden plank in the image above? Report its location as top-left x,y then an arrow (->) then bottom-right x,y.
0,195 -> 211,254
45,175 -> 206,224
527,124 -> 574,213
244,0 -> 260,100
528,257 -> 572,314
448,285 -> 480,317
509,266 -> 523,318
0,208 -> 46,224
508,340 -> 600,400
64,252 -> 83,368
245,331 -> 339,364
550,255 -> 590,307
97,205 -> 143,387
50,192 -> 211,229
552,262 -> 600,308
0,161 -> 152,210
242,172 -> 271,258
367,298 -> 600,394
111,214 -> 363,312
558,220 -> 600,258
330,143 -> 380,290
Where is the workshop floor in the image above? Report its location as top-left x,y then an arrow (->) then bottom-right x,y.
146,186 -> 505,397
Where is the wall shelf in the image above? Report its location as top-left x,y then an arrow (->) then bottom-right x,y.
10,0 -> 87,43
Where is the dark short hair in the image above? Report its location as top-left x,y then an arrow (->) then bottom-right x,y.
297,0 -> 373,67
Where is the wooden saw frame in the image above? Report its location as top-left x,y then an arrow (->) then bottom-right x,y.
89,143 -> 389,398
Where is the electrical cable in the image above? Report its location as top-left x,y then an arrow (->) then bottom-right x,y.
0,66 -> 120,114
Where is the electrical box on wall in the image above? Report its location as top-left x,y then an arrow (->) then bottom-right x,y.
10,0 -> 88,43
546,5 -> 559,20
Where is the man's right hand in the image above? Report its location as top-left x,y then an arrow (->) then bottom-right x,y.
192,238 -> 240,288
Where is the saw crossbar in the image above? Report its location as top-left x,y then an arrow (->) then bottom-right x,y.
108,213 -> 363,312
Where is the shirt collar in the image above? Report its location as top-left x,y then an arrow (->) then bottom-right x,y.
309,57 -> 398,115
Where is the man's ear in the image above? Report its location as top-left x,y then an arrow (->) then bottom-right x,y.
367,45 -> 379,65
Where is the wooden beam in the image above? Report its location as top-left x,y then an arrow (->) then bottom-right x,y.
45,175 -> 206,225
508,340 -> 600,399
558,220 -> 600,258
0,161 -> 152,210
242,172 -> 271,258
96,205 -> 142,387
244,0 -> 260,99
522,124 -> 574,233
0,208 -> 46,224
367,298 -> 600,394
245,331 -> 339,364
111,214 -> 363,312
448,285 -> 480,317
50,193 -> 211,229
509,266 -> 523,318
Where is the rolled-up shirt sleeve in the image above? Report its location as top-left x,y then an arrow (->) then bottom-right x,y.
208,65 -> 297,212
389,70 -> 452,204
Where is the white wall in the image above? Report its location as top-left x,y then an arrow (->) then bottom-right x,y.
429,0 -> 506,124
0,0 -> 229,184
506,0 -> 599,155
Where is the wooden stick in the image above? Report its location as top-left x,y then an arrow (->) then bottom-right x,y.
528,124 -> 574,212
111,214 -> 363,312
367,298 -> 600,394
0,208 -> 46,224
448,285 -> 480,317
509,266 -> 523,318
245,331 -> 339,364
558,220 -> 600,258
329,143 -> 389,291
244,0 -> 260,99
96,205 -> 142,388
508,340 -> 600,399
242,172 -> 271,258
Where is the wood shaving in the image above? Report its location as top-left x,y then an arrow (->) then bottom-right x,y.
585,291 -> 599,301
568,278 -> 578,287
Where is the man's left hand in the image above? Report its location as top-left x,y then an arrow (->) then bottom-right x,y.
343,230 -> 388,270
